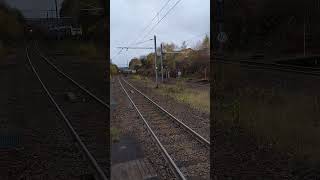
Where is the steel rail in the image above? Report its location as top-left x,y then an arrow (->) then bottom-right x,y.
33,42 -> 109,109
235,59 -> 320,72
26,46 -> 108,180
214,56 -> 320,69
118,78 -> 187,180
215,59 -> 320,77
121,77 -> 210,146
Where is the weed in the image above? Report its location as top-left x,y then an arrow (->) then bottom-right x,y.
159,83 -> 209,112
110,127 -> 120,143
130,75 -> 209,113
54,40 -> 99,58
0,47 -> 8,58
132,75 -> 142,80
224,87 -> 320,161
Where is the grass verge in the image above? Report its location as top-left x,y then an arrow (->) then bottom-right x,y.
0,47 -> 8,59
110,127 -> 120,143
215,63 -> 320,162
49,40 -> 100,58
131,75 -> 210,113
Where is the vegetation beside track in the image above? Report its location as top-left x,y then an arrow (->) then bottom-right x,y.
45,40 -> 102,58
128,35 -> 210,80
110,127 -> 120,143
110,63 -> 118,78
130,75 -> 210,113
60,0 -> 106,41
215,63 -> 320,163
0,2 -> 25,59
0,46 -> 8,59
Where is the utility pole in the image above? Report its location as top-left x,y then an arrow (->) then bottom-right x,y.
154,35 -> 158,88
304,15 -> 306,57
54,0 -> 60,40
54,0 -> 59,19
216,0 -> 224,54
160,43 -> 164,82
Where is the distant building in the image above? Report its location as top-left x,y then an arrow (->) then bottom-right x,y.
26,17 -> 82,39
119,67 -> 133,74
180,48 -> 194,54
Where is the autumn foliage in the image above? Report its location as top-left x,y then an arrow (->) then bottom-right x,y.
129,35 -> 210,79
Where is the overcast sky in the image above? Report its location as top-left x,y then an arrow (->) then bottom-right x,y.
111,0 -> 210,67
4,0 -> 63,18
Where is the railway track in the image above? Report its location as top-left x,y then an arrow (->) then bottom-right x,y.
118,77 -> 210,180
26,42 -> 108,180
215,58 -> 320,76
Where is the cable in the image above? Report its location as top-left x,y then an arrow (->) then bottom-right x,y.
139,0 -> 182,43
135,38 -> 154,45
114,0 -> 183,64
111,48 -> 123,59
184,32 -> 209,43
129,0 -> 174,45
159,32 -> 209,45
79,1 -> 99,9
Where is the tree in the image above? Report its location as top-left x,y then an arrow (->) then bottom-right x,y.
163,43 -> 177,71
60,0 -> 104,40
129,57 -> 142,70
110,63 -> 118,76
201,35 -> 210,50
181,41 -> 187,49
0,3 -> 24,44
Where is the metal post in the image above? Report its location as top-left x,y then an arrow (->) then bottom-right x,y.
160,43 -> 164,82
54,0 -> 60,40
216,0 -> 224,54
154,35 -> 158,87
204,67 -> 207,80
304,13 -> 306,57
55,0 -> 59,19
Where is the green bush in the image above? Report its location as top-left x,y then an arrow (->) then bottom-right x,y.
78,43 -> 98,57
110,63 -> 118,77
0,4 -> 24,43
58,40 -> 99,58
0,47 -> 8,58
110,127 -> 120,142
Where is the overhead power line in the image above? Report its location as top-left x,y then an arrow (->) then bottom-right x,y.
158,32 -> 209,45
112,0 -> 183,62
135,38 -> 154,45
79,1 -> 103,11
117,47 -> 154,50
130,0 -> 174,45
111,48 -> 123,59
20,9 -> 57,12
79,1 -> 100,9
183,32 -> 210,47
139,0 -> 182,43
184,32 -> 210,43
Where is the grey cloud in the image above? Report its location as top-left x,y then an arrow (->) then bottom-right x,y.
111,0 -> 210,67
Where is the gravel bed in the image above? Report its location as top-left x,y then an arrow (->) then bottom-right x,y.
121,78 -> 210,179
125,77 -> 210,141
28,46 -> 109,177
111,77 -> 176,180
0,47 -> 92,179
